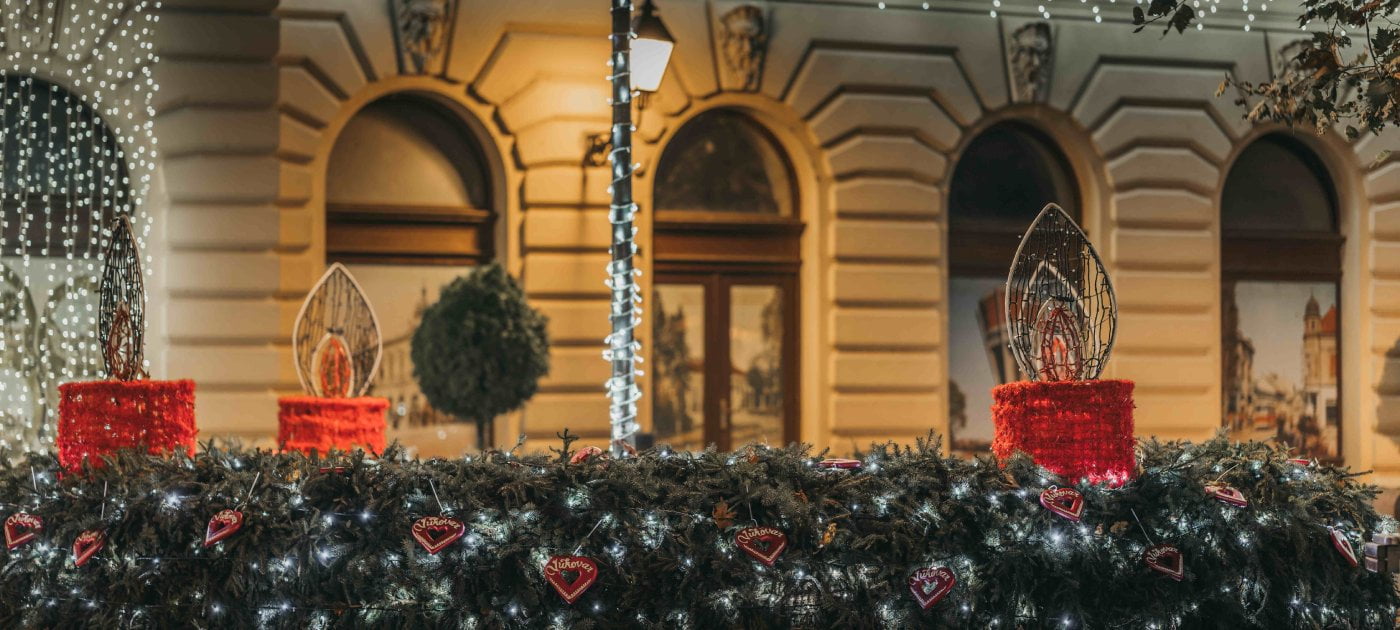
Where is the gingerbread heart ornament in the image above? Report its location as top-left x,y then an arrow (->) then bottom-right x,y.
4,513 -> 42,550
908,566 -> 956,610
1143,544 -> 1184,581
544,555 -> 599,604
203,509 -> 244,547
1330,528 -> 1358,568
1204,482 -> 1248,508
412,516 -> 465,554
735,526 -> 788,566
72,530 -> 105,567
1039,487 -> 1084,522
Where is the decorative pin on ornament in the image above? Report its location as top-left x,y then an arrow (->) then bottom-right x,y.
292,263 -> 383,399
98,216 -> 148,382
205,472 -> 259,547
411,480 -> 463,554
412,516 -> 465,554
1005,203 -> 1117,382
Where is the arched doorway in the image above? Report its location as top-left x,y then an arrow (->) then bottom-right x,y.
945,121 -> 1080,455
651,109 -> 802,450
0,75 -> 128,449
1220,134 -> 1342,461
324,93 -> 495,430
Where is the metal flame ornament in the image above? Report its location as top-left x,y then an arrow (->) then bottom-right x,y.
292,264 -> 382,398
98,216 -> 147,381
1005,203 -> 1117,382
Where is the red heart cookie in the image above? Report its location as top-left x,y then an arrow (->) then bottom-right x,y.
1143,544 -> 1184,581
1331,528 -> 1358,568
204,509 -> 244,547
73,530 -> 105,567
735,526 -> 788,566
412,515 -> 466,555
4,513 -> 42,550
1204,482 -> 1248,508
1039,487 -> 1084,522
544,555 -> 599,604
908,566 -> 956,610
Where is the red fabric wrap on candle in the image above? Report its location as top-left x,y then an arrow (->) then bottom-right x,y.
991,379 -> 1136,486
57,379 -> 197,472
277,396 -> 387,455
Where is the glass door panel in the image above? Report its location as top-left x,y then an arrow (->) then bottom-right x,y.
727,284 -> 785,449
651,282 -> 707,450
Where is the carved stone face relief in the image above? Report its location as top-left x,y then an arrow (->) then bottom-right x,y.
718,4 -> 769,92
1007,21 -> 1053,104
391,0 -> 456,75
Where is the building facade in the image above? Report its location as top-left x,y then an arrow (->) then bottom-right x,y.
8,0 -> 1400,482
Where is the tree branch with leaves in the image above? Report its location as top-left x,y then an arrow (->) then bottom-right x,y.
1140,0 -> 1400,141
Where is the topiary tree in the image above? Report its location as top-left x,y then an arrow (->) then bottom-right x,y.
411,263 -> 550,450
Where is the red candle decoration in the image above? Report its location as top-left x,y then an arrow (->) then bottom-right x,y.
57,379 -> 197,472
991,379 -> 1136,486
276,396 -> 387,455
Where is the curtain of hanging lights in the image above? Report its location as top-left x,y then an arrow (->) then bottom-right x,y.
0,0 -> 159,452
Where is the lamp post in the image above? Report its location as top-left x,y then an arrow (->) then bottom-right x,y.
605,0 -> 672,458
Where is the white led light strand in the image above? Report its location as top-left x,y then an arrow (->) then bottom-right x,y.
603,0 -> 643,457
0,0 -> 159,452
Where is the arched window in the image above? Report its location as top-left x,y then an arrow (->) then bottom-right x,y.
651,109 -> 801,451
325,93 -> 496,429
0,75 -> 128,449
946,121 -> 1079,455
1221,134 -> 1341,461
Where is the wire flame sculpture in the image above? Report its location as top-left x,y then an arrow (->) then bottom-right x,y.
1004,204 -> 1117,382
98,216 -> 147,382
292,264 -> 382,398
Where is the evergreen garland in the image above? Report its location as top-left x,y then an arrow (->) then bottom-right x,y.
0,434 -> 1395,629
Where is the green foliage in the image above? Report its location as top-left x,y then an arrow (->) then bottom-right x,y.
1142,0 -> 1400,138
0,435 -> 1395,628
410,263 -> 549,441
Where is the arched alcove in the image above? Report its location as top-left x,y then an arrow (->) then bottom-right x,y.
1221,133 -> 1342,461
946,120 -> 1080,454
650,108 -> 802,451
0,75 -> 129,449
324,93 -> 496,430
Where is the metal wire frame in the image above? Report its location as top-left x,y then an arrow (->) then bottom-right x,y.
1004,203 -> 1117,382
98,215 -> 146,381
291,263 -> 383,398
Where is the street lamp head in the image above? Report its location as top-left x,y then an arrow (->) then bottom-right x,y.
631,0 -> 674,93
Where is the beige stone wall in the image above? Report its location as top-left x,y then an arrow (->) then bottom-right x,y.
131,0 -> 1400,471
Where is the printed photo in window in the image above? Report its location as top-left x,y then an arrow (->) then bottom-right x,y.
1223,281 -> 1339,460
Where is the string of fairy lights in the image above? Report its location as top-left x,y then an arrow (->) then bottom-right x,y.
0,0 -> 158,453
862,0 -> 1284,31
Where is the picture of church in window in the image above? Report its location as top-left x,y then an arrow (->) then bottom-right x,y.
1223,282 -> 1339,460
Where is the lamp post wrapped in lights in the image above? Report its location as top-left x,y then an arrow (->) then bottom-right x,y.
604,0 -> 673,457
